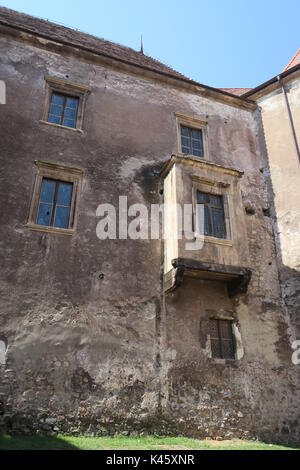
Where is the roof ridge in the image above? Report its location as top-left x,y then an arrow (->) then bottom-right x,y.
0,5 -> 188,81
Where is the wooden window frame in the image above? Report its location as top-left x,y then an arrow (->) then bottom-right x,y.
27,160 -> 84,236
192,176 -> 232,246
197,191 -> 227,239
175,112 -> 209,159
40,76 -> 91,133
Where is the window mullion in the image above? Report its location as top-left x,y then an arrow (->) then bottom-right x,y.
51,181 -> 59,227
61,96 -> 67,126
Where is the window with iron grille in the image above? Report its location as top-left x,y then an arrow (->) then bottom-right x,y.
48,93 -> 79,129
209,319 -> 236,360
36,178 -> 73,229
197,191 -> 227,239
180,125 -> 204,157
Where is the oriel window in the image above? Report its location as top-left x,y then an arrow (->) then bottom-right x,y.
209,319 -> 236,360
48,93 -> 79,129
197,191 -> 227,239
36,179 -> 73,229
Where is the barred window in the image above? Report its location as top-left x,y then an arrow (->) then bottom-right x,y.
180,126 -> 204,157
197,191 -> 227,239
48,93 -> 79,129
209,319 -> 236,360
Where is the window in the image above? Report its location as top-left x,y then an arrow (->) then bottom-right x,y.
209,319 -> 236,360
41,76 -> 91,132
48,93 -> 79,129
197,191 -> 227,239
27,160 -> 84,235
37,179 -> 73,229
181,126 -> 204,157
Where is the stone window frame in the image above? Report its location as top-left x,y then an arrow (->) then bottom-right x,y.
175,112 -> 209,160
27,160 -> 84,236
191,175 -> 233,247
40,76 -> 91,133
201,315 -> 244,364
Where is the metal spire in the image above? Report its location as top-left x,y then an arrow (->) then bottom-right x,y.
140,35 -> 144,54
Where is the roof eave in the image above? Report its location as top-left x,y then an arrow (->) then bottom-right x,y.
243,63 -> 300,100
0,15 -> 256,112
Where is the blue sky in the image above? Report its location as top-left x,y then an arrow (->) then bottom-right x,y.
1,0 -> 299,88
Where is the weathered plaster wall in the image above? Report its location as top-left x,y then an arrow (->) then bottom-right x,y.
258,77 -> 300,337
0,33 -> 299,442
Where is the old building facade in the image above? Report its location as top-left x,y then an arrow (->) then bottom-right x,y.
0,7 -> 299,443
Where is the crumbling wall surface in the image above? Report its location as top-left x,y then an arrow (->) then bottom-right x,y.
255,79 -> 300,339
0,34 -> 299,442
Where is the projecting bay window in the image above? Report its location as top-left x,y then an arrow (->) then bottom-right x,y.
27,160 -> 84,235
197,191 -> 227,239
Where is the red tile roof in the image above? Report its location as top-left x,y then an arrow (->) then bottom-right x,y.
283,48 -> 300,72
219,88 -> 252,96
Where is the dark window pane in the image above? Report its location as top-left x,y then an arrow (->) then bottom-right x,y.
64,107 -> 77,119
66,97 -> 79,109
211,338 -> 221,359
57,182 -> 73,206
49,103 -> 63,116
210,195 -> 222,207
37,202 -> 53,226
48,115 -> 61,125
204,205 -> 211,235
181,126 -> 189,137
191,129 -> 201,139
192,148 -> 203,157
62,117 -> 76,128
197,192 -> 209,204
54,206 -> 70,228
211,207 -> 226,238
192,139 -> 201,149
51,94 -> 64,105
209,319 -> 219,338
221,339 -> 235,359
40,179 -> 56,203
219,320 -> 232,339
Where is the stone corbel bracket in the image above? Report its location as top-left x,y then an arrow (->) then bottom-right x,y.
164,258 -> 252,298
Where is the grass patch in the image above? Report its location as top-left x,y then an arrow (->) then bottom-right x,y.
0,435 -> 298,450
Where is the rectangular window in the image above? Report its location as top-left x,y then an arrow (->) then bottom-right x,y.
180,126 -> 204,157
48,93 -> 79,129
209,319 -> 236,360
197,191 -> 226,239
36,178 -> 73,229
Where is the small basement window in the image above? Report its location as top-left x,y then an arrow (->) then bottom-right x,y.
48,93 -> 79,129
197,191 -> 227,239
209,319 -> 236,360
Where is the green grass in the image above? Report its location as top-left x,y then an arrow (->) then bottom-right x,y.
0,435 -> 298,450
